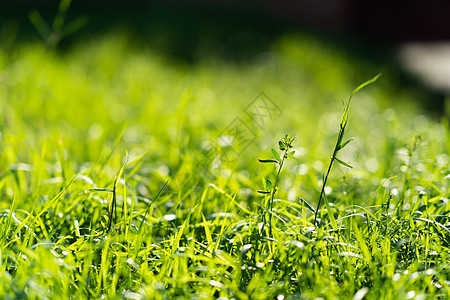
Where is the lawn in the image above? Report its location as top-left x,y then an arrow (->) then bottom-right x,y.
0,19 -> 449,299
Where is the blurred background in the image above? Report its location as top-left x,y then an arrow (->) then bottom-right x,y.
2,0 -> 450,110
0,0 -> 449,206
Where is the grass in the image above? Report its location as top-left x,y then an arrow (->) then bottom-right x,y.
0,28 -> 449,299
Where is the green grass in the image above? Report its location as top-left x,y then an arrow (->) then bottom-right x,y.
0,29 -> 449,299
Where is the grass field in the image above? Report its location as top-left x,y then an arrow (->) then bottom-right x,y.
0,26 -> 449,299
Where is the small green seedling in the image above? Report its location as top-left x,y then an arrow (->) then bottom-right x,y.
314,74 -> 381,226
80,152 -> 130,233
258,133 -> 296,237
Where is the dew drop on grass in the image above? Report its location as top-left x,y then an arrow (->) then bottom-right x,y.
122,290 -> 142,300
415,163 -> 425,172
391,188 -> 399,196
242,244 -> 252,251
406,291 -> 415,299
434,282 -> 443,289
409,272 -> 420,280
218,135 -> 234,147
425,269 -> 435,275
353,287 -> 369,300
287,240 -> 304,248
163,214 -> 176,222
153,282 -> 165,290
126,258 -> 139,270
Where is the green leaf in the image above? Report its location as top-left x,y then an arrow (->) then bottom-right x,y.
350,73 -> 381,100
115,151 -> 129,188
409,193 -> 422,216
324,194 -> 338,231
335,157 -> 353,169
419,191 -> 428,207
299,197 -> 316,213
125,151 -> 149,168
271,148 -> 281,162
79,188 -> 114,195
258,190 -> 271,194
29,10 -> 51,40
63,15 -> 89,37
278,140 -> 286,151
258,158 -> 279,164
139,180 -> 169,232
100,214 -> 110,230
266,178 -> 274,190
201,214 -> 213,253
340,74 -> 381,130
340,102 -> 350,130
286,151 -> 295,158
337,138 -> 354,150
58,0 -> 72,13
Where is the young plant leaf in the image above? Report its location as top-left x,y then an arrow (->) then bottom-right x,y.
258,190 -> 271,194
278,140 -> 286,151
324,194 -> 338,231
340,74 -> 381,129
337,138 -> 354,150
350,73 -> 381,100
340,102 -> 350,130
286,151 -> 295,158
299,197 -> 316,213
29,10 -> 51,40
271,148 -> 281,162
335,157 -> 353,169
258,159 -> 279,164
79,188 -> 114,195
266,178 -> 274,190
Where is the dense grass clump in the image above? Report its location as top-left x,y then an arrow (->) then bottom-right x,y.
0,30 -> 449,299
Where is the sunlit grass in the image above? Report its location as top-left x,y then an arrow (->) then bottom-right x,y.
0,30 -> 449,299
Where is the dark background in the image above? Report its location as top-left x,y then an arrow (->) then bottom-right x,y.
1,0 -> 449,114
3,0 -> 450,41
